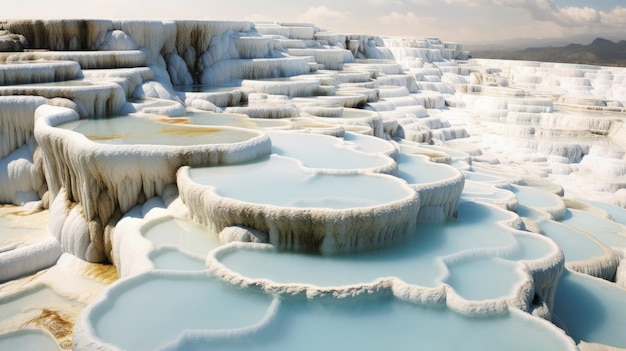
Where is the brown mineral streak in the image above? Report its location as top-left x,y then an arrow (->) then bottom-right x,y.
160,126 -> 221,136
86,134 -> 127,141
24,309 -> 76,350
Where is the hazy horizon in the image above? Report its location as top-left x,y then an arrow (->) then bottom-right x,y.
2,0 -> 625,44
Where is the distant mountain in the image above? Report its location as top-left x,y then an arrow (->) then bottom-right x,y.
469,38 -> 626,67
464,32 -> 626,51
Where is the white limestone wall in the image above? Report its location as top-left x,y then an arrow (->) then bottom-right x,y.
0,96 -> 47,205
1,50 -> 146,70
0,96 -> 46,159
0,60 -> 81,85
412,171 -> 465,222
0,81 -> 127,117
0,19 -> 114,50
201,57 -> 313,85
34,104 -> 271,262
177,166 -> 421,254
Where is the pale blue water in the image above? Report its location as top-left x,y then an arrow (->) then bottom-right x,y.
587,200 -> 626,226
461,180 -> 517,207
0,285 -> 81,321
417,144 -> 471,162
343,131 -> 397,155
92,273 -> 274,351
510,185 -> 563,209
173,298 -> 575,351
443,257 -> 524,300
189,155 -> 411,209
58,115 -> 260,145
269,132 -> 394,171
149,248 -> 206,271
398,153 -> 460,184
463,170 -> 508,184
554,270 -> 626,348
250,118 -> 291,128
142,217 -> 222,257
539,220 -> 606,262
508,233 -> 557,261
217,201 -> 540,300
516,204 -> 549,222
0,330 -> 60,351
562,209 -> 626,248
171,110 -> 258,129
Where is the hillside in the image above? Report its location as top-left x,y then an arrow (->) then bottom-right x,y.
471,38 -> 626,67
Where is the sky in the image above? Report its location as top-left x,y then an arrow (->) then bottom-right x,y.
2,0 -> 626,44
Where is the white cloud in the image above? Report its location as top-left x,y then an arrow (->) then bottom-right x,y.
367,0 -> 403,4
445,0 -> 482,7
296,6 -> 350,25
600,6 -> 626,26
444,0 -> 626,29
242,14 -> 274,23
378,11 -> 419,24
376,11 -> 440,36
519,1 -> 626,28
554,6 -> 601,26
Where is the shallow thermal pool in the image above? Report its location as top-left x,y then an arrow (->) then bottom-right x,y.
462,170 -> 509,186
0,209 -> 48,251
460,180 -> 517,210
561,209 -> 626,248
149,248 -> 206,271
90,273 -> 275,351
157,297 -> 576,351
509,185 -> 564,212
212,201 -> 552,301
58,115 -> 262,145
342,131 -> 397,156
249,118 -> 292,129
166,110 -> 295,130
442,257 -> 525,300
142,216 -> 222,271
554,270 -> 626,348
78,270 -> 578,351
188,155 -> 410,209
0,285 -> 82,322
269,131 -> 395,173
142,216 -> 222,257
0,330 -> 60,351
165,110 -> 259,129
537,218 -> 607,262
586,200 -> 626,226
397,153 -> 461,184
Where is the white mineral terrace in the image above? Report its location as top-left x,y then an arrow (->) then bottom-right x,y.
178,154 -> 420,254
1,19 -> 626,351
